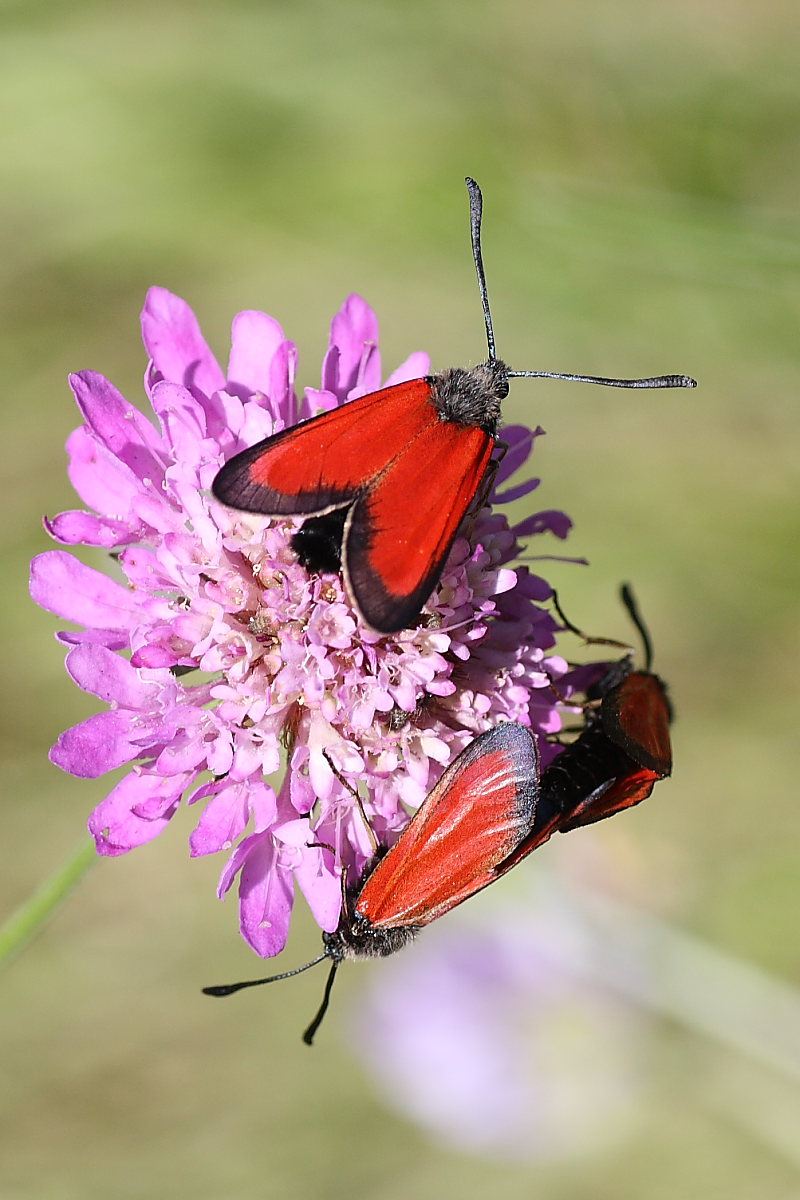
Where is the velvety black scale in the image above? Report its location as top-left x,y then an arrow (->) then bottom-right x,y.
291,509 -> 347,574
535,723 -> 635,829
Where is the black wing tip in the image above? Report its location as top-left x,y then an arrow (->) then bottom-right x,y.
210,458 -> 248,508
210,478 -> 232,506
344,567 -> 432,636
485,720 -> 537,754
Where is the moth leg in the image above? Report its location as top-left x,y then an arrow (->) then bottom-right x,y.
322,749 -> 380,858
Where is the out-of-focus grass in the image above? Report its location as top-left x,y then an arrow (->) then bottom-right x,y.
2,1 -> 799,1197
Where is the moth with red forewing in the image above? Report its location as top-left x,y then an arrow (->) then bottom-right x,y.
501,584 -> 673,866
204,721 -> 541,1044
212,180 -> 696,632
203,590 -> 673,1042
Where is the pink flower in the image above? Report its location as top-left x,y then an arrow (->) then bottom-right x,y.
31,288 -> 577,957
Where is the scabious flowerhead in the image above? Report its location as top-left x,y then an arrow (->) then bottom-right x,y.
31,287 -> 579,956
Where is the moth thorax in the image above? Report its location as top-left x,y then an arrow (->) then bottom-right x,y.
323,915 -> 419,962
429,359 -> 509,434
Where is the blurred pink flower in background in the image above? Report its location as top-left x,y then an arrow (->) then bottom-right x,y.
349,871 -> 650,1160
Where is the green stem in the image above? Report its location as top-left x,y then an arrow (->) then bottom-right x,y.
0,840 -> 98,968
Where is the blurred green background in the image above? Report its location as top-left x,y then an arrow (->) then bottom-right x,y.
2,0 -> 799,1196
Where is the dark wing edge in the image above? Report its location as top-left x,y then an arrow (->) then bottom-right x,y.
558,768 -> 660,830
603,673 -> 672,777
211,380 -> 437,517
343,422 -> 493,632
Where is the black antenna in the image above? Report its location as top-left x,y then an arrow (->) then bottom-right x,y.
551,588 -> 632,652
203,950 -> 344,1045
619,583 -> 654,672
202,952 -> 328,998
508,369 -> 696,389
464,177 -> 697,391
302,961 -> 341,1046
466,177 -> 496,361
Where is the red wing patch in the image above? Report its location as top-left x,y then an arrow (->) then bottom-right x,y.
558,767 -> 660,830
602,673 -> 672,777
356,723 -> 540,929
490,808 -> 561,874
212,378 -> 438,516
345,419 -> 493,633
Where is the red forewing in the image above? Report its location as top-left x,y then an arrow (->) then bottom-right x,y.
504,658 -> 672,867
212,376 -> 494,632
490,806 -> 562,875
212,179 -> 696,640
602,672 -> 672,777
356,722 -> 540,929
345,418 -> 493,633
211,379 -> 441,517
558,767 -> 661,831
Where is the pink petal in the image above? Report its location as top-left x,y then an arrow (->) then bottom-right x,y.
495,425 -> 545,485
218,832 -> 294,958
190,786 -> 249,855
517,571 -> 553,602
149,381 -> 207,463
492,568 -> 518,596
493,478 -> 541,504
55,627 -> 131,651
30,551 -> 141,630
295,846 -> 341,933
297,387 -> 338,422
88,769 -> 186,855
64,643 -> 165,708
266,341 -> 298,419
64,426 -> 153,517
44,510 -> 141,548
189,780 -> 276,857
141,287 -> 226,398
50,710 -> 160,777
272,817 -> 313,847
154,730 -> 209,777
384,351 -> 430,387
323,294 -> 381,399
69,371 -> 165,483
118,546 -> 175,593
227,310 -> 292,401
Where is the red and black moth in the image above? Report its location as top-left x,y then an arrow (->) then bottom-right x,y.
505,584 -> 673,864
204,594 -> 672,1045
204,721 -> 542,1044
212,179 -> 696,633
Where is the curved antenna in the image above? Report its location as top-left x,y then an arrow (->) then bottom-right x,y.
508,369 -> 696,389
202,952 -> 329,998
464,178 -> 697,392
620,583 -> 654,671
551,588 -> 632,652
302,961 -> 341,1046
465,177 -> 497,362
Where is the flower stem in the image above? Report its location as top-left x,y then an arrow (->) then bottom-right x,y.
0,840 -> 97,969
